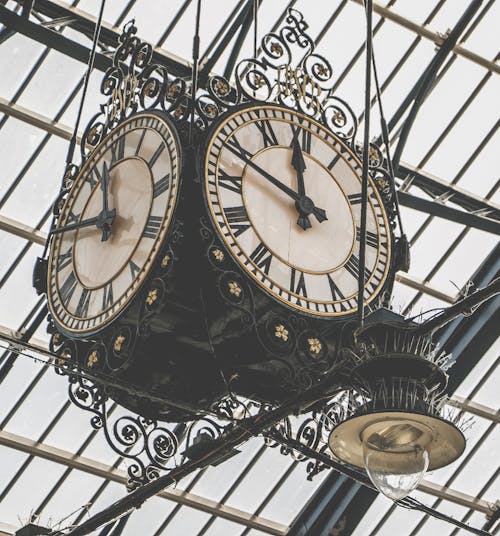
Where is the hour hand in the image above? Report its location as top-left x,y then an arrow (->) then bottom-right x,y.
291,132 -> 327,229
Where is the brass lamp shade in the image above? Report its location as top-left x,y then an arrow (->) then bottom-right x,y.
328,410 -> 466,472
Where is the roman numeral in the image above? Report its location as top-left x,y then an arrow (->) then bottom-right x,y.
327,154 -> 340,170
348,193 -> 362,205
290,268 -> 307,298
60,271 -> 77,306
67,211 -> 80,224
110,135 -> 125,164
356,226 -> 379,248
225,135 -> 253,160
153,173 -> 170,198
290,124 -> 311,153
218,168 -> 242,194
129,260 -> 141,278
249,242 -> 272,275
75,288 -> 91,317
149,143 -> 165,167
225,205 -> 250,237
135,129 -> 147,156
143,215 -> 162,239
102,283 -> 113,310
327,274 -> 345,303
254,120 -> 279,148
300,128 -> 311,153
345,255 -> 371,280
85,166 -> 101,189
57,247 -> 72,272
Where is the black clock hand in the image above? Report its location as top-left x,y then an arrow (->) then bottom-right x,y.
225,141 -> 327,228
225,142 -> 298,199
51,208 -> 116,236
291,134 -> 312,230
99,162 -> 114,241
50,216 -> 101,235
291,133 -> 307,196
290,131 -> 328,229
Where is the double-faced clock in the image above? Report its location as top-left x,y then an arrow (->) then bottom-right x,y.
47,111 -> 181,336
202,103 -> 392,318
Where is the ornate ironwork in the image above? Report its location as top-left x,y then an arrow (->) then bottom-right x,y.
79,20 -> 190,163
194,9 -> 358,142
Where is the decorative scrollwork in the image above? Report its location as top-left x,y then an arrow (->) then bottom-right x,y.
195,8 -> 342,131
80,20 -> 190,159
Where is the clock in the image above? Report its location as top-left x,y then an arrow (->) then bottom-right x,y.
202,103 -> 392,317
47,111 -> 181,336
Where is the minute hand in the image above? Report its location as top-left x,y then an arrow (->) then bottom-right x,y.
224,143 -> 327,223
225,143 -> 298,200
50,216 -> 101,235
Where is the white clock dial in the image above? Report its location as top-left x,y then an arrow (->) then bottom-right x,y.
204,104 -> 392,317
48,112 -> 181,335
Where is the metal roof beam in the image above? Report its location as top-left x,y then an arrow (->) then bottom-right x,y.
0,430 -> 287,536
398,161 -> 500,222
1,1 -> 192,78
398,191 -> 500,235
350,0 -> 500,75
0,5 -> 111,72
0,214 -> 47,246
447,396 -> 500,423
395,272 -> 455,303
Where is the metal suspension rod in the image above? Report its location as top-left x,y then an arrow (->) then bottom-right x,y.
370,49 -> 405,235
65,0 -> 105,166
188,0 -> 202,144
356,0 -> 373,326
41,0 -> 105,260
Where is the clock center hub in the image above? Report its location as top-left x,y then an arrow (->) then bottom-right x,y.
73,157 -> 153,288
296,195 -> 315,215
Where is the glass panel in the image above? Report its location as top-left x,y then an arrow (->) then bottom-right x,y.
157,505 -> 211,536
224,445 -> 294,514
2,135 -> 67,227
189,437 -> 263,502
0,33 -> 43,101
453,337 -> 499,398
16,49 -> 85,120
203,517 -> 246,536
259,462 -> 328,524
0,457 -> 67,526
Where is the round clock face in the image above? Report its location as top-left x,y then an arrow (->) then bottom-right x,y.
203,104 -> 392,317
48,112 -> 181,335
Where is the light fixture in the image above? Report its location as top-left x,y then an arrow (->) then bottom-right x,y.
327,309 -> 468,501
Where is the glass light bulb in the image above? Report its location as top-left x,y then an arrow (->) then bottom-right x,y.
362,423 -> 430,501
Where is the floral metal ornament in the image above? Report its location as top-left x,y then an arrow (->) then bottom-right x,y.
87,350 -> 99,368
274,324 -> 289,342
161,254 -> 171,268
228,281 -> 242,298
307,338 -> 322,354
114,335 -> 126,353
146,289 -> 158,306
212,248 -> 225,262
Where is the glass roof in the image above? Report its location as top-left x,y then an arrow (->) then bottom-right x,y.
0,0 -> 498,535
